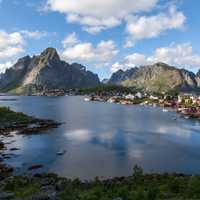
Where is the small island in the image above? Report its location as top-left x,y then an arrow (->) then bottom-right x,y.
0,107 -> 61,135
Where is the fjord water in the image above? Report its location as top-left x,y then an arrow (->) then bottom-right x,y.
1,96 -> 200,179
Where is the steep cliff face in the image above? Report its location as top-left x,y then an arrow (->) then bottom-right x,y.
0,56 -> 32,91
109,63 -> 200,93
0,48 -> 100,93
109,68 -> 138,85
196,70 -> 200,87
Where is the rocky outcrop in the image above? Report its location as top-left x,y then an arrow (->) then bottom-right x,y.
108,62 -> 200,93
0,56 -> 32,91
196,69 -> 200,87
109,68 -> 138,85
0,48 -> 100,94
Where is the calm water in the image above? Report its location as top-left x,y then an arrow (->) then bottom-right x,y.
1,95 -> 200,179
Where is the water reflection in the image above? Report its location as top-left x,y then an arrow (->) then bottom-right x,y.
65,129 -> 92,142
1,96 -> 200,179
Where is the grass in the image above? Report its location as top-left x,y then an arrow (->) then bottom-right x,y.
4,176 -> 39,198
0,107 -> 33,124
79,85 -> 138,95
2,167 -> 200,200
59,166 -> 200,200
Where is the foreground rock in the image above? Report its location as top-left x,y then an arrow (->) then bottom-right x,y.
0,119 -> 61,135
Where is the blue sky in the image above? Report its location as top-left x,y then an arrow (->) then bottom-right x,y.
0,0 -> 200,79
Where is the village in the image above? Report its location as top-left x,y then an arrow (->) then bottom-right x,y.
84,91 -> 200,120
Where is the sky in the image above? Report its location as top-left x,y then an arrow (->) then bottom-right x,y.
0,0 -> 200,79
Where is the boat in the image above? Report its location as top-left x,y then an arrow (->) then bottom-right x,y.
162,109 -> 168,112
57,150 -> 66,156
107,98 -> 116,103
84,97 -> 91,101
184,116 -> 190,119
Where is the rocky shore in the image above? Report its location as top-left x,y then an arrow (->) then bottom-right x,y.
0,119 -> 61,135
0,107 -> 61,179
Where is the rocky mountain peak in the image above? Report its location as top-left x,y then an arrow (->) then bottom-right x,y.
0,47 -> 100,94
71,63 -> 86,71
17,55 -> 31,63
13,55 -> 31,69
108,62 -> 200,92
108,68 -> 138,85
40,47 -> 60,62
153,62 -> 169,67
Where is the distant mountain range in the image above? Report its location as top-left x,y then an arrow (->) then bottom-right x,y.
0,48 -> 100,94
0,48 -> 200,94
108,62 -> 200,93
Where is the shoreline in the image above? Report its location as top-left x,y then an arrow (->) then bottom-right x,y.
84,95 -> 200,120
0,107 -> 61,179
1,96 -> 200,199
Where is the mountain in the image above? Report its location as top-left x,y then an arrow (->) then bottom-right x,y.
1,50 -> 200,95
108,62 -> 200,93
196,70 -> 200,87
109,68 -> 138,84
0,48 -> 100,94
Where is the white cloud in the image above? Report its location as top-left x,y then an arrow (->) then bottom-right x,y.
0,30 -> 47,73
124,53 -> 147,67
66,14 -> 121,34
0,46 -> 24,61
46,0 -> 158,33
111,43 -> 200,72
0,30 -> 47,62
0,61 -> 14,73
62,32 -> 79,47
111,62 -> 125,73
0,31 -> 25,61
62,33 -> 118,67
125,6 -> 186,47
148,43 -> 200,68
20,30 -> 47,39
111,53 -> 147,72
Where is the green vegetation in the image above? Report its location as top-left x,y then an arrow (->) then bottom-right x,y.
0,80 -> 21,93
2,166 -> 200,199
79,84 -> 180,98
79,85 -> 139,95
3,176 -> 40,198
55,168 -> 200,200
0,107 -> 33,124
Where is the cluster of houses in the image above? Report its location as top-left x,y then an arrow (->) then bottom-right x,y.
176,94 -> 200,118
85,92 -> 200,119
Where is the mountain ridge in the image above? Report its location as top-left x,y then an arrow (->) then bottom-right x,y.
108,62 -> 200,93
0,47 -> 100,94
1,48 -> 200,94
